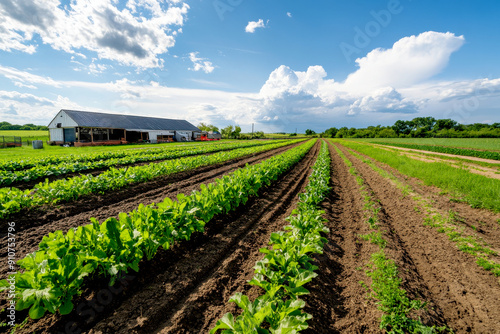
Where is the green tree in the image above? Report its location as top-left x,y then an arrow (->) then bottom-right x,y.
323,127 -> 338,138
197,122 -> 219,132
433,119 -> 457,131
232,125 -> 242,139
376,128 -> 397,138
254,131 -> 265,139
392,120 -> 413,136
305,129 -> 316,135
335,127 -> 349,138
221,125 -> 234,139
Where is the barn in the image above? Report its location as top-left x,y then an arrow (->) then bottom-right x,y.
48,110 -> 201,146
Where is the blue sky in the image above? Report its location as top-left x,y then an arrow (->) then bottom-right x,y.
0,0 -> 499,133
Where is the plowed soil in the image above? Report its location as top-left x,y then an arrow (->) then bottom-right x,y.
332,142 -> 500,333
2,139 -> 500,333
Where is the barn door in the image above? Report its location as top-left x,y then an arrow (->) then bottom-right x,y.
64,128 -> 76,143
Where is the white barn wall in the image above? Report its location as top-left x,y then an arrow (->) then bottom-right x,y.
48,110 -> 78,128
147,130 -> 175,141
49,128 -> 63,141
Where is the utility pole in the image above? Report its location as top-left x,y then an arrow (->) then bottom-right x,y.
251,123 -> 254,139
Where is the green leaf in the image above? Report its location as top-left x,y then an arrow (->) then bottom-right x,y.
210,313 -> 235,333
59,299 -> 74,315
28,301 -> 47,320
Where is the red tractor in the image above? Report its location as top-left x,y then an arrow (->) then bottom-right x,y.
198,131 -> 222,141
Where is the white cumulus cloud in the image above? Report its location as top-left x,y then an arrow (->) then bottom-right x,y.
344,31 -> 465,94
0,0 -> 189,68
1,31 -> 498,132
245,19 -> 266,33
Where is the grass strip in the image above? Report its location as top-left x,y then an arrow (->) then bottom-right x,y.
378,145 -> 500,171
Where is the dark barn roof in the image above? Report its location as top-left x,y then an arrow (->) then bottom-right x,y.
61,110 -> 200,132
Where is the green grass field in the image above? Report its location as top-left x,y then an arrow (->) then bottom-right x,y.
357,137 -> 500,151
0,130 -> 49,139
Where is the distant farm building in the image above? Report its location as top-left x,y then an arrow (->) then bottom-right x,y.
48,110 -> 200,146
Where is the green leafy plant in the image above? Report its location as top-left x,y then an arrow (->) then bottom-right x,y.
0,140 -> 304,219
0,140 -> 316,320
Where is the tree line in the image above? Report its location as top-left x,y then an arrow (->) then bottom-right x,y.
0,122 -> 48,131
318,117 -> 500,138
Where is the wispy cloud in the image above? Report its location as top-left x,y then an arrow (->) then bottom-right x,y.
190,79 -> 231,88
188,52 -> 215,74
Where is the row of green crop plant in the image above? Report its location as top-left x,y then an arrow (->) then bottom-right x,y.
0,140 -> 291,186
342,143 -> 500,277
0,140 -> 303,219
0,140 -> 316,320
336,140 -> 500,212
0,140 -> 270,172
211,140 -> 331,333
371,141 -> 500,160
330,142 -> 447,333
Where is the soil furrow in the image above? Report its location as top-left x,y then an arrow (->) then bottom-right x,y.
336,142 -> 500,333
0,142 -> 302,277
301,141 -> 382,333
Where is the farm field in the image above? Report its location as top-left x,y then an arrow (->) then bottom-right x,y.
359,137 -> 500,151
1,139 -> 500,333
0,139 -> 241,160
372,144 -> 500,180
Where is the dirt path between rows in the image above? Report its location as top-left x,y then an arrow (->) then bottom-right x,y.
0,141 -> 302,278
336,142 -> 500,333
301,141 -> 382,333
3,141 -> 320,334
